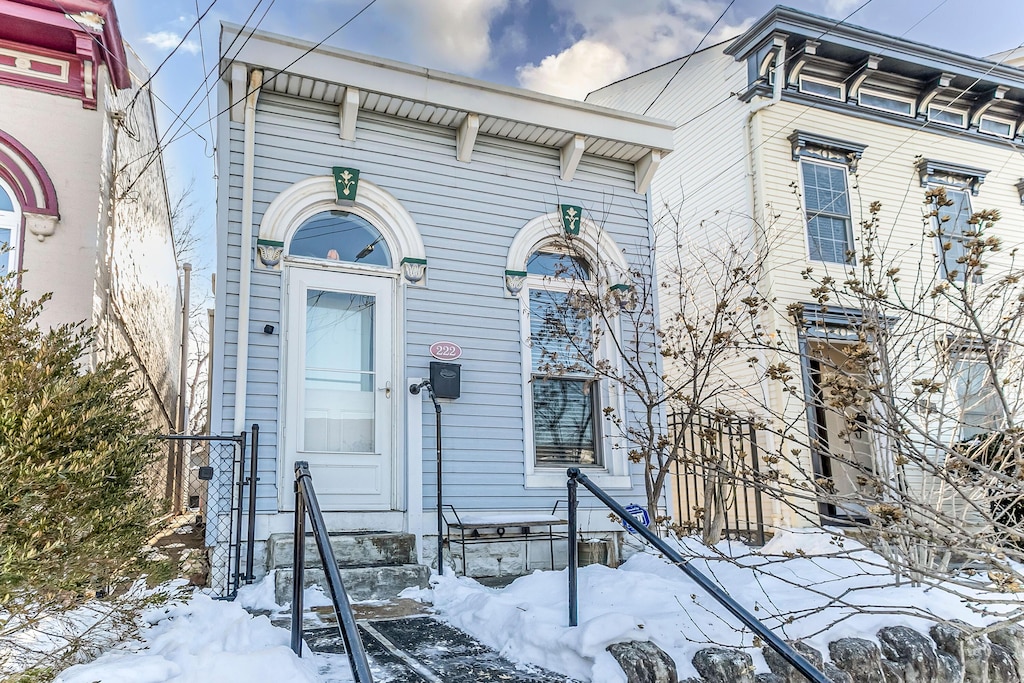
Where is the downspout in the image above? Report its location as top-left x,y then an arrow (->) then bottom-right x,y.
745,47 -> 787,526
232,68 -> 264,435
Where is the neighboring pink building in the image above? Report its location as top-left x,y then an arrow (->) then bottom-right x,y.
0,0 -> 180,429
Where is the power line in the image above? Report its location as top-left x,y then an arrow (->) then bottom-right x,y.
642,0 -> 737,116
195,0 -> 218,162
116,0 -> 380,202
113,0 -> 280,197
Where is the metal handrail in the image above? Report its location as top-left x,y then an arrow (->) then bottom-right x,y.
566,468 -> 830,683
292,461 -> 374,682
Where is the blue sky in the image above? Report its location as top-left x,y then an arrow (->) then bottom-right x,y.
112,0 -> 1024,271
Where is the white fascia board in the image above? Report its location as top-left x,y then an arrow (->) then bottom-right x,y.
222,23 -> 676,154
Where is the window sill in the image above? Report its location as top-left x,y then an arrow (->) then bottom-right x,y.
525,470 -> 631,490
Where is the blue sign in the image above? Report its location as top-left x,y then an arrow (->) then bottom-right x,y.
621,504 -> 651,534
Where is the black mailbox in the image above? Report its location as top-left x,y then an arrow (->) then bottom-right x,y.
429,361 -> 461,399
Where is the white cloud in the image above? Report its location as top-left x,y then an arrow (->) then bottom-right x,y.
142,31 -> 200,56
383,0 -> 510,73
517,40 -> 629,100
516,0 -> 750,99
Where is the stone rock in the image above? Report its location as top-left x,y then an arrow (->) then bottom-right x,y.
692,647 -> 756,683
932,620 -> 990,683
829,638 -> 887,683
607,641 -> 678,683
878,626 -> 939,683
763,641 -> 824,683
880,660 -> 903,683
935,650 -> 964,683
989,625 -> 1024,682
825,663 -> 855,683
756,674 -> 785,683
989,644 -> 1021,683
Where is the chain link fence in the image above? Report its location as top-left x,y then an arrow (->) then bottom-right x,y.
153,433 -> 250,597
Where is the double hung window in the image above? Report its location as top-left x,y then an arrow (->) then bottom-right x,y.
801,160 -> 853,264
527,250 -> 600,468
950,354 -> 1001,440
933,189 -> 974,282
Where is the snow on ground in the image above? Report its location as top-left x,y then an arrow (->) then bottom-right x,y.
416,529 -> 1024,682
54,578 -> 354,683
47,529 -> 1024,682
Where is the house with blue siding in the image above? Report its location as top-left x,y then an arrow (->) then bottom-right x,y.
211,24 -> 674,588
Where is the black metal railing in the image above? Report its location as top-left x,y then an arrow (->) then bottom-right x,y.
669,410 -> 768,545
566,468 -> 829,683
291,461 -> 373,682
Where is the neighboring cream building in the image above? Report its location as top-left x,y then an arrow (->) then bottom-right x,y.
590,7 -> 1024,528
0,0 -> 181,429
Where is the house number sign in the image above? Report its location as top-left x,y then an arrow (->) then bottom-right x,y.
429,341 -> 462,361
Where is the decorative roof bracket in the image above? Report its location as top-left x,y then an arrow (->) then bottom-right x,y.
969,85 -> 1010,127
339,87 -> 360,140
917,72 -> 955,113
847,55 -> 882,99
456,113 -> 479,163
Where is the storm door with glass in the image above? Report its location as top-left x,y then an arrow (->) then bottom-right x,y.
284,267 -> 393,510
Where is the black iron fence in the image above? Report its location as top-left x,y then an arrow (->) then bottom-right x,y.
155,427 -> 258,597
668,410 -> 768,545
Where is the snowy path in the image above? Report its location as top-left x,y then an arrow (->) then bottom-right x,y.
305,616 -> 575,682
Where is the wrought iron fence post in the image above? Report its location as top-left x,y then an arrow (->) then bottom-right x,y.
245,423 -> 260,582
567,468 -> 579,627
233,430 -> 247,596
291,463 -> 307,657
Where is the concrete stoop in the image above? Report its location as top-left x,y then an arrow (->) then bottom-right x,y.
269,531 -> 431,603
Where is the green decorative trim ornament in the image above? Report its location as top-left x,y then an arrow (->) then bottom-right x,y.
559,204 -> 582,235
333,166 -> 360,203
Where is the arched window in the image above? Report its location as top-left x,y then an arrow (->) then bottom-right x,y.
0,178 -> 21,277
507,211 -> 632,489
526,248 -> 599,468
288,210 -> 392,267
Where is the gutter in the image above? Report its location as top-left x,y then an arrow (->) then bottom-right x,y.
232,68 -> 263,434
745,54 -> 788,528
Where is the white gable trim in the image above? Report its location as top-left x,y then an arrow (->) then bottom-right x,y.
258,175 -> 426,265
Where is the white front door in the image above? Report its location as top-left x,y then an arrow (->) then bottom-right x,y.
284,267 -> 394,511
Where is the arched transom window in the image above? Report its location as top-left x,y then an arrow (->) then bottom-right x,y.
288,210 -> 392,267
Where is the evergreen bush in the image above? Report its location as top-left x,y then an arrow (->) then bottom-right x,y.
0,279 -> 159,606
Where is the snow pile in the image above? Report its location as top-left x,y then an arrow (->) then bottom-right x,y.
421,529 -> 1024,682
55,591 -> 326,683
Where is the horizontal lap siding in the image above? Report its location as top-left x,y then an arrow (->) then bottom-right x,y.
217,92 -> 655,514
589,48 -> 758,398
756,102 -> 1024,501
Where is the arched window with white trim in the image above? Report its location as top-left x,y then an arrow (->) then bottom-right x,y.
508,212 -> 632,489
0,178 -> 21,277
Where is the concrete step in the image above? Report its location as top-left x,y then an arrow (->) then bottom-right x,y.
268,532 -> 417,569
275,563 -> 431,603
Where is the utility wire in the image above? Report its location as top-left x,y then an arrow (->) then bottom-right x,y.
195,0 -> 218,161
642,0 -> 737,116
113,0 -> 281,198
